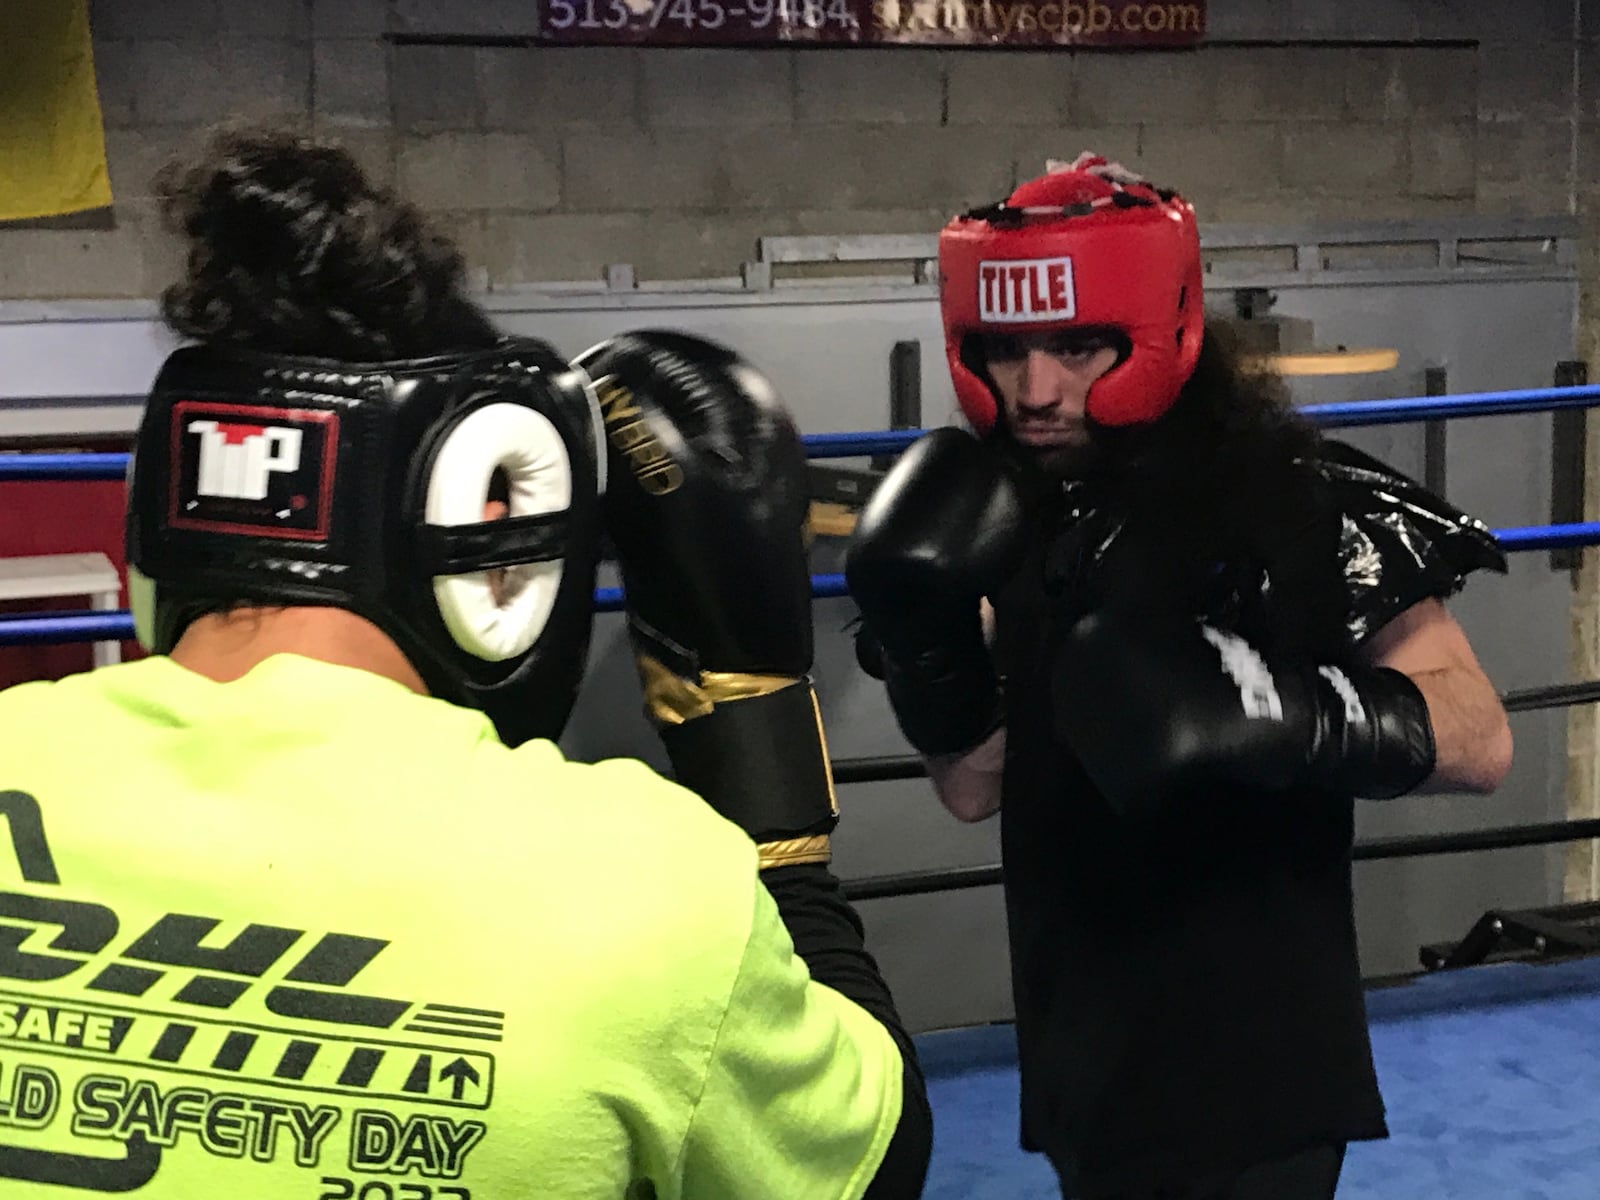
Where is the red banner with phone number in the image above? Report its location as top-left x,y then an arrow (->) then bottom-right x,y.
539,0 -> 1204,46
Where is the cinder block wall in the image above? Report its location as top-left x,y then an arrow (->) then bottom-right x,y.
0,0 -> 1589,295
8,0 -> 1600,890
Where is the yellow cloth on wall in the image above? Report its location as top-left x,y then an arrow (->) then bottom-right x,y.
0,0 -> 112,221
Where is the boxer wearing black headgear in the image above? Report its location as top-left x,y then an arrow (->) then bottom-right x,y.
0,129 -> 927,1199
127,337 -> 606,748
848,154 -> 1513,1199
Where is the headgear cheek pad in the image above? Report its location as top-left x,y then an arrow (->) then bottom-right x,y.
938,158 -> 1205,434
126,339 -> 606,747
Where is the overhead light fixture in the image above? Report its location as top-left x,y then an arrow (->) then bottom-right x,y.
1228,288 -> 1399,377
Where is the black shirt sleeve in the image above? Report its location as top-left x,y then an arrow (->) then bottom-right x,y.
760,863 -> 932,1200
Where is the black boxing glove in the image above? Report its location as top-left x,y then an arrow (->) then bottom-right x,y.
845,428 -> 1027,756
578,330 -> 836,869
1055,610 -> 1437,821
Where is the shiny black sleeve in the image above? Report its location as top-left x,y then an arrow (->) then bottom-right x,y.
1310,440 -> 1508,646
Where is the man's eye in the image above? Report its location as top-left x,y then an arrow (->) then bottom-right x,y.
1046,337 -> 1110,360
982,336 -> 1026,362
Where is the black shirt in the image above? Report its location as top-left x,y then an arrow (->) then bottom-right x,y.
990,438 -> 1504,1195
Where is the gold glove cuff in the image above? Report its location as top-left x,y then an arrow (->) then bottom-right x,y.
638,653 -> 799,727
757,834 -> 832,870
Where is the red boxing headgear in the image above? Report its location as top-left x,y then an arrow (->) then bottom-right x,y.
938,155 -> 1204,433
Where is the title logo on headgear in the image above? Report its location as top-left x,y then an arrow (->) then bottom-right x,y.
168,401 -> 338,541
978,256 -> 1076,324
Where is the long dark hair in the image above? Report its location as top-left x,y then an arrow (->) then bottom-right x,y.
1095,319 -> 1322,485
156,127 -> 499,360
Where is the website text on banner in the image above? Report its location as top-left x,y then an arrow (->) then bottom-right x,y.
539,0 -> 1205,46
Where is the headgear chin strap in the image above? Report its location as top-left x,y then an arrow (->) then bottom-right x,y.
126,338 -> 606,747
938,154 -> 1205,434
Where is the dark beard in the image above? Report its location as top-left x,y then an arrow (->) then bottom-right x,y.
1028,439 -> 1108,480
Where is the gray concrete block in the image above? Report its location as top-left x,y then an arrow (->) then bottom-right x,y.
392,0 -> 536,36
427,211 -> 489,274
310,127 -> 399,191
1192,190 -> 1310,224
102,125 -> 207,204
1579,45 -> 1600,121
787,206 -> 953,235
1213,46 -> 1352,122
564,123 -> 1010,213
392,44 -> 482,131
1288,0 -> 1417,38
1580,122 -> 1600,186
483,212 -> 650,283
217,0 -> 310,39
795,49 -> 942,124
90,38 -> 139,128
312,0 -> 393,38
485,210 -> 799,283
313,38 -> 391,127
1395,46 -> 1480,121
1201,0 -> 1296,39
1203,189 -> 1473,224
641,212 -> 796,279
1343,47 -> 1477,122
1073,48 -> 1215,125
1137,122 -> 1284,194
1475,180 -> 1560,217
1283,124 -> 1408,192
1477,120 -> 1573,185
638,49 -> 796,128
481,47 -> 639,130
772,126 -> 1014,211
1521,0 -> 1581,41
945,53 -> 1072,126
1413,0 -> 1560,40
1411,0 -> 1479,40
1408,122 -> 1477,198
563,129 -> 735,209
398,133 -> 561,211
136,199 -> 189,297
1479,41 -> 1576,123
130,39 -> 312,126
0,225 -> 148,299
89,0 -> 219,41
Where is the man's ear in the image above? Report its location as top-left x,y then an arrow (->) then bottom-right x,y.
483,499 -> 509,522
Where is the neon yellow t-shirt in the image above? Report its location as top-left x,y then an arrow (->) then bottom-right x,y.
0,655 -> 902,1199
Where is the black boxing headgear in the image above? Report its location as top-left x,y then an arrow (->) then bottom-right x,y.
126,339 -> 605,747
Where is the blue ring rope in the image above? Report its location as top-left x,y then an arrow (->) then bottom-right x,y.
5,381 -> 1600,645
7,382 -> 1600,480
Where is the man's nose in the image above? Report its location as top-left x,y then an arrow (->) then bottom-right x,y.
1017,350 -> 1081,413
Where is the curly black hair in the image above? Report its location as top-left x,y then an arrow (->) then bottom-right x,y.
1094,318 -> 1323,485
156,128 -> 498,360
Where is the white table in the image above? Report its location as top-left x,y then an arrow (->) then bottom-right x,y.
0,552 -> 123,668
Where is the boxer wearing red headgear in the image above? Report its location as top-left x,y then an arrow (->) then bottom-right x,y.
939,153 -> 1204,433
848,155 -> 1513,1199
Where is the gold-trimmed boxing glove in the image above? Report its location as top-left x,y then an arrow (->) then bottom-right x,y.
578,330 -> 837,868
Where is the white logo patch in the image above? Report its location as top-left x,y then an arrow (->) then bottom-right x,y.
978,257 -> 1076,323
1200,625 -> 1282,721
1318,665 -> 1368,727
189,420 -> 304,501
